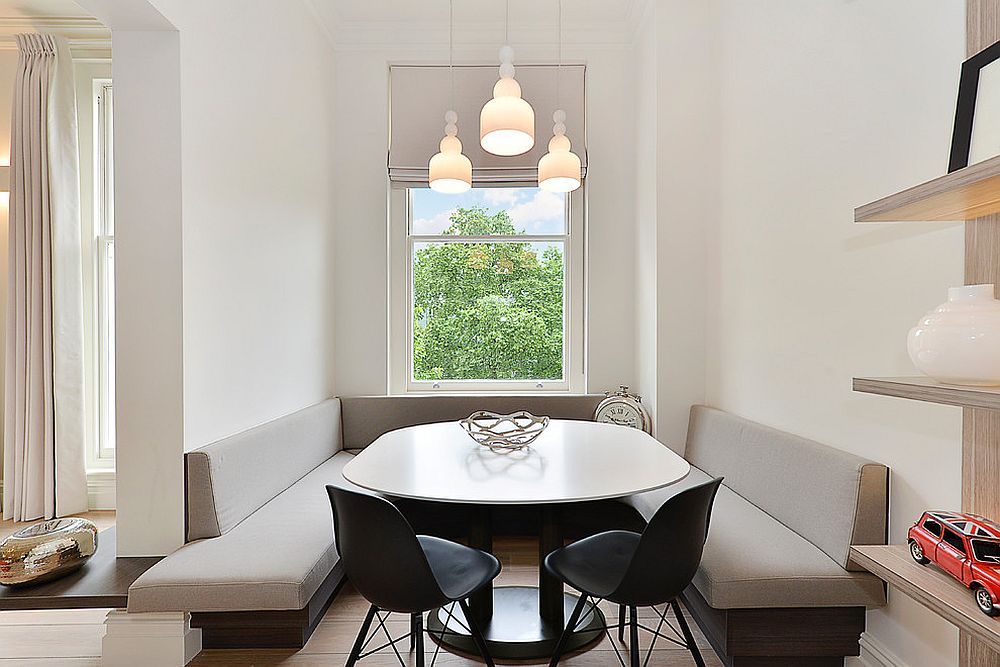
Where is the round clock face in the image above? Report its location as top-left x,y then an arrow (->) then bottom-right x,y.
595,401 -> 643,430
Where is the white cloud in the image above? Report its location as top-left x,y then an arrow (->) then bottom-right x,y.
412,209 -> 455,235
507,190 -> 565,233
483,188 -> 522,207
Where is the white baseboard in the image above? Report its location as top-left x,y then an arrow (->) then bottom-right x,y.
87,470 -> 115,510
102,610 -> 201,666
857,632 -> 909,667
0,473 -> 114,514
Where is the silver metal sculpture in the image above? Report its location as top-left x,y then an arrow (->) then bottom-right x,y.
460,410 -> 550,452
0,517 -> 98,586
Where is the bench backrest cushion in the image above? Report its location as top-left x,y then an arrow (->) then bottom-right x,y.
185,398 -> 343,541
685,405 -> 888,571
340,394 -> 604,449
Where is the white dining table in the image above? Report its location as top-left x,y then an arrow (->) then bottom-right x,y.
342,418 -> 690,659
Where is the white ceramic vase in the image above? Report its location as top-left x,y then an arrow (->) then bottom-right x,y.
907,284 -> 1000,386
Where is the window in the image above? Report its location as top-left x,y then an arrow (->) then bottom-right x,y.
92,79 -> 115,464
972,539 -> 1000,563
942,528 -> 967,554
923,519 -> 943,538
389,187 -> 584,393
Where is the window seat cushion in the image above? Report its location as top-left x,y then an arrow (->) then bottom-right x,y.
128,451 -> 355,613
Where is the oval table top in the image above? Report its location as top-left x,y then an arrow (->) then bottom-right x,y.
342,419 -> 691,505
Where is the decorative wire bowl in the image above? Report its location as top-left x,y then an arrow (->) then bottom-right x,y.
460,411 -> 550,452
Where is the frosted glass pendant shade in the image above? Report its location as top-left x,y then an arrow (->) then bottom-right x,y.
539,110 -> 581,192
429,110 -> 472,193
480,45 -> 534,156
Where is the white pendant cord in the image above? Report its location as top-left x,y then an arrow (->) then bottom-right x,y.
556,0 -> 561,109
505,0 -> 509,47
449,0 -> 454,111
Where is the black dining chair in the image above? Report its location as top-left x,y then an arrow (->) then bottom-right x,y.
544,477 -> 723,667
327,485 -> 501,667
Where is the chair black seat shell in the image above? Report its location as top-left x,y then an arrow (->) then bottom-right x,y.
544,477 -> 723,667
327,485 -> 500,666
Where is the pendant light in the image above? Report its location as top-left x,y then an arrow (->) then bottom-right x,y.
480,0 -> 534,156
429,0 -> 472,193
539,0 -> 581,192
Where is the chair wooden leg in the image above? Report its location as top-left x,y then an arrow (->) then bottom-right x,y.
670,600 -> 706,667
413,612 -> 425,667
629,605 -> 639,667
347,604 -> 378,667
618,604 -> 626,642
458,599 -> 495,667
548,593 -> 589,667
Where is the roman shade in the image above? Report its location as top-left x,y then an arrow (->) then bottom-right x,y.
389,64 -> 586,187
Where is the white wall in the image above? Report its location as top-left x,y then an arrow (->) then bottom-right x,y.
331,35 -> 638,398
146,0 -> 337,450
705,2 -> 965,664
632,0 -> 717,449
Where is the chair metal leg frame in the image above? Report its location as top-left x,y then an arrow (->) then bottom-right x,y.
426,600 -> 496,667
458,599 -> 497,667
348,604 -> 445,667
550,597 -> 705,667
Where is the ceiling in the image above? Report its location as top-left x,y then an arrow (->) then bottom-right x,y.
325,0 -> 639,26
310,0 -> 645,46
0,0 -> 90,19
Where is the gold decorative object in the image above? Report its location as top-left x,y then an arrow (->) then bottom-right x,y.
460,410 -> 550,452
0,518 -> 98,587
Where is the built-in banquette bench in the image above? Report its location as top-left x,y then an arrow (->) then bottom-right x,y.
622,406 -> 888,667
127,395 -> 604,648
127,397 -> 888,664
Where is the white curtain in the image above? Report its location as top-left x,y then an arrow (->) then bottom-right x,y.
2,34 -> 87,521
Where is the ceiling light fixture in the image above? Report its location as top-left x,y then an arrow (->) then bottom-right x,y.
429,0 -> 472,193
480,0 -> 534,156
539,0 -> 581,193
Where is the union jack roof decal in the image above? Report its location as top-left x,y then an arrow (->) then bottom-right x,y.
927,511 -> 1000,539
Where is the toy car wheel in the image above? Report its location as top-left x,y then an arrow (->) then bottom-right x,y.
909,540 -> 930,565
975,586 -> 1000,616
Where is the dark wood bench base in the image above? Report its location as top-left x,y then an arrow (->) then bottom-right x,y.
190,562 -> 346,649
680,585 -> 866,667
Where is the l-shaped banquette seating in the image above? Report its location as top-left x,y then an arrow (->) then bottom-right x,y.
127,395 -> 888,665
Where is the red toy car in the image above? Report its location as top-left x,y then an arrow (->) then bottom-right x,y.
908,510 -> 1000,616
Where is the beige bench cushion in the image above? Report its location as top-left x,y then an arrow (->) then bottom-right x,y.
625,466 -> 885,609
340,394 -> 603,449
129,451 -> 354,613
186,398 -> 344,541
685,406 -> 888,571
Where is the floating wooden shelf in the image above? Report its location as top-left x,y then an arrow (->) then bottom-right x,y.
851,545 -> 1000,653
853,377 -> 1000,410
855,154 -> 1000,222
0,528 -> 160,610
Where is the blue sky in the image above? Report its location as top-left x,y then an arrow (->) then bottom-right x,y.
411,187 -> 566,235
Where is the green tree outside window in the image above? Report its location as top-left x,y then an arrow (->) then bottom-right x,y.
413,206 -> 564,381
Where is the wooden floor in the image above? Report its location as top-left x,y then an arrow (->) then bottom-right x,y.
0,522 -> 720,666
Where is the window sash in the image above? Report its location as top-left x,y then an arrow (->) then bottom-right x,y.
93,78 -> 115,464
390,188 -> 585,394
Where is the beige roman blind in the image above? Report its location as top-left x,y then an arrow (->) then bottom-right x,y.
389,64 -> 586,187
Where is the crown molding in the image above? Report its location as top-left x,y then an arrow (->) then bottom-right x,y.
323,0 -> 644,51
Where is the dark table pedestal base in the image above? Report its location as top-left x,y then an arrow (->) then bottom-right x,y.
427,585 -> 605,660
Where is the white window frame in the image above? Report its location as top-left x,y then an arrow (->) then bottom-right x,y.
388,186 -> 585,394
92,78 -> 115,465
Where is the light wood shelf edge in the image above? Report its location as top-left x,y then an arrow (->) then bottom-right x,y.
855,154 -> 1000,223
851,545 -> 1000,653
853,377 -> 1000,410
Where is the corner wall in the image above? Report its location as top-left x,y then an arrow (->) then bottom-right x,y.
147,0 -> 338,451
633,0 -> 717,449
705,2 -> 965,664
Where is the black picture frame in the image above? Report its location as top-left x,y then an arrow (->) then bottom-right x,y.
950,39 -> 1000,172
